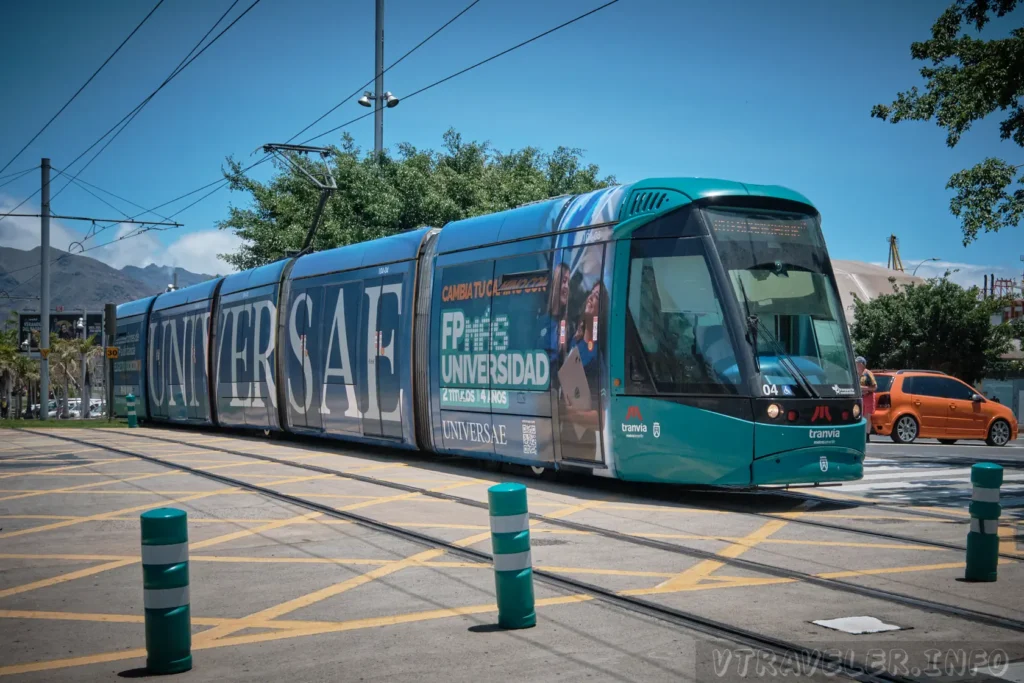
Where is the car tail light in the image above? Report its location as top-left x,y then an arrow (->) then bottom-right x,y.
877,393 -> 891,409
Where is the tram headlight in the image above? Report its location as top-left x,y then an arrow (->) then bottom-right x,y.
766,403 -> 781,419
852,403 -> 861,419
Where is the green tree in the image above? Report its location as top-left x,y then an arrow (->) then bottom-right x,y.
218,129 -> 615,270
871,0 -> 1023,244
851,277 -> 1014,383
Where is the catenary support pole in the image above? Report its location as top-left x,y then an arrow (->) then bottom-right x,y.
39,158 -> 50,419
105,303 -> 116,421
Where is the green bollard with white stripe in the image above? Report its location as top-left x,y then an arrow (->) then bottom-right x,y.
965,462 -> 1002,582
141,508 -> 192,673
126,393 -> 138,428
488,482 -> 536,629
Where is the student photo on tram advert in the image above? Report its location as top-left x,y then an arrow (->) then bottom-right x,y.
553,247 -> 606,459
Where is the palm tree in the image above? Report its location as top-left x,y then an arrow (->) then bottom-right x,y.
0,336 -> 16,419
49,338 -> 79,418
70,335 -> 100,418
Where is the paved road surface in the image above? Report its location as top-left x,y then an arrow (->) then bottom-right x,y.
849,438 -> 1023,517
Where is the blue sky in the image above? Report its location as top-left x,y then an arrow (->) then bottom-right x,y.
1,0 -> 1022,285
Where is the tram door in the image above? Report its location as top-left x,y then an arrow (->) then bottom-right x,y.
554,243 -> 607,464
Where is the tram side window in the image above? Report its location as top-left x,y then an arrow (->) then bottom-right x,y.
625,238 -> 741,395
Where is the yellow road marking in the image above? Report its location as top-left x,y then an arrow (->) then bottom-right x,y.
0,471 -> 159,477
346,462 -> 408,473
0,511 -> 326,599
652,519 -> 790,593
336,491 -> 421,511
0,488 -> 236,539
0,449 -> 106,462
285,453 -> 335,462
0,459 -> 126,480
190,512 -> 323,550
0,594 -> 594,677
597,503 -> 726,514
0,553 -> 131,562
193,547 -> 446,643
452,531 -> 492,547
0,609 -> 348,630
544,499 -> 608,520
0,559 -> 138,599
0,471 -> 175,503
817,562 -> 968,578
632,532 -> 945,551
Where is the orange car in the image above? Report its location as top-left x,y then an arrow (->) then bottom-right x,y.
870,370 -> 1018,446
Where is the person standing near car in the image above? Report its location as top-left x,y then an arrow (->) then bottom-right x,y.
856,356 -> 876,442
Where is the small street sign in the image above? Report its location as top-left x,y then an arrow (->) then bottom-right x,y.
106,347 -> 119,359
39,348 -> 50,359
55,305 -> 64,312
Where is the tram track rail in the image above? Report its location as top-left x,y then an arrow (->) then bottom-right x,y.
14,427 -> 945,683
21,427 -> 1024,640
102,427 -> 1023,561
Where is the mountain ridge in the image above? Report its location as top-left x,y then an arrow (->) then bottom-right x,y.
0,246 -> 215,322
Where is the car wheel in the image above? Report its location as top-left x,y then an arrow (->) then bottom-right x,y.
892,415 -> 919,444
938,439 -> 957,445
986,419 -> 1011,447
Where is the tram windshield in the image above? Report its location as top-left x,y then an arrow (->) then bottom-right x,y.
705,206 -> 856,397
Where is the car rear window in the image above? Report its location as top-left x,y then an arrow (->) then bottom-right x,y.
875,375 -> 893,392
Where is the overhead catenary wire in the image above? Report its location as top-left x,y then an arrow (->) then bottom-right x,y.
286,0 -> 483,146
50,0 -> 256,206
0,166 -> 39,191
0,165 -> 41,182
62,175 -> 176,225
60,0 -> 487,234
301,0 -> 622,144
147,0 -> 624,220
0,0 -> 165,177
6,0 -> 623,280
0,0 -> 260,232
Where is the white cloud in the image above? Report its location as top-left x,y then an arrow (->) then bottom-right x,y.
165,230 -> 243,276
86,225 -> 242,275
902,259 -> 1020,289
2,194 -> 242,275
0,196 -> 79,252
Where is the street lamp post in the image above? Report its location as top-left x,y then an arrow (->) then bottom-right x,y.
911,258 -> 941,277
357,0 -> 400,157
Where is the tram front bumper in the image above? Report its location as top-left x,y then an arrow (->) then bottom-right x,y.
751,447 -> 864,486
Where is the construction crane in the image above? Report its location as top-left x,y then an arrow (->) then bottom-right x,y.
887,235 -> 904,272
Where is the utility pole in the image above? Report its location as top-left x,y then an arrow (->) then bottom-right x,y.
39,158 -> 50,420
374,0 -> 384,156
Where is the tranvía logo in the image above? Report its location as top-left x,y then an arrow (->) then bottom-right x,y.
831,384 -> 856,396
819,456 -> 829,472
811,406 -> 832,423
625,406 -> 643,421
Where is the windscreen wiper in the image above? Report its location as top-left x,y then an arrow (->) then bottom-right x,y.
735,278 -> 760,372
750,315 -> 820,399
